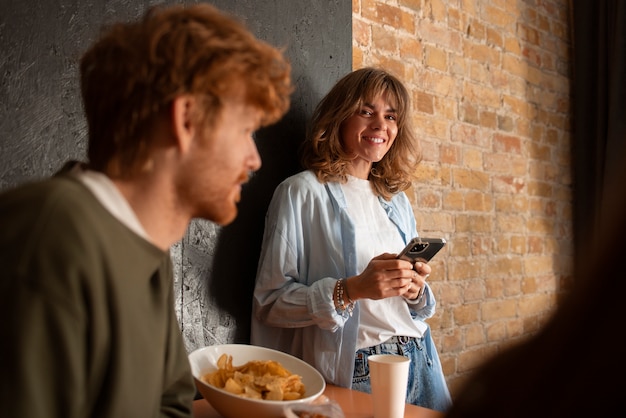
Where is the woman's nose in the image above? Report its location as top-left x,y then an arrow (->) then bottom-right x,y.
369,114 -> 387,130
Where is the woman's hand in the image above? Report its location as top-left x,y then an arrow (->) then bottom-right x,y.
344,253 -> 431,301
404,261 -> 431,300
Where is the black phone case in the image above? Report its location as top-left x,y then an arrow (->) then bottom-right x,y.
397,237 -> 447,263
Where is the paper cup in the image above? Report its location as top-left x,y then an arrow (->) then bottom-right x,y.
368,354 -> 410,418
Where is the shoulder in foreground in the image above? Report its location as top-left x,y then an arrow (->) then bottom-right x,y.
0,175 -> 85,207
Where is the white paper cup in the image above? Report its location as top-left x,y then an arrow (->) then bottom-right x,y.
368,354 -> 410,418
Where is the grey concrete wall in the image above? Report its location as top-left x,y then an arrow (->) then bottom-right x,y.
0,0 -> 351,352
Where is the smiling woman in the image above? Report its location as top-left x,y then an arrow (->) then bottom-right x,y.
339,93 -> 399,179
251,67 -> 452,412
300,67 -> 421,200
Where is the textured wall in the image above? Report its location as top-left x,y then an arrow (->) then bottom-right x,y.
352,0 -> 572,396
0,0 -> 352,352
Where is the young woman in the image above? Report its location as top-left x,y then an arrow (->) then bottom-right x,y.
251,67 -> 452,412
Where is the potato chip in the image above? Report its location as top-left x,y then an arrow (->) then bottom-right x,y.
201,353 -> 306,401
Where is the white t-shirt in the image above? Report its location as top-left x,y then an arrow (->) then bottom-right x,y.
341,175 -> 427,349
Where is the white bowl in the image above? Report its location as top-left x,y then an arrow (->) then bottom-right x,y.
189,344 -> 326,418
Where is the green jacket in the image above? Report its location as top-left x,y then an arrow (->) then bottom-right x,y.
0,172 -> 195,417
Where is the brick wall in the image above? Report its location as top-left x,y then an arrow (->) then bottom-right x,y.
352,0 -> 572,396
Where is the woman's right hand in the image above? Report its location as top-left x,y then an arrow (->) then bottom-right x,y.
345,253 -> 416,300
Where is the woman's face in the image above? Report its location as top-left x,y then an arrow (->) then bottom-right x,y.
339,93 -> 398,178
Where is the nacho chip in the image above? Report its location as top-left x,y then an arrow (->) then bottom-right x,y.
201,353 -> 306,401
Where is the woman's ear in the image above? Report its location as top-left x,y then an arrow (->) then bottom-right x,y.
171,95 -> 196,153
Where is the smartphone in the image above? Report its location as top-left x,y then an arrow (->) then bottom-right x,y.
397,237 -> 447,263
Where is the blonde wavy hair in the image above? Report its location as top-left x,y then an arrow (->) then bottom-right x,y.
300,67 -> 421,200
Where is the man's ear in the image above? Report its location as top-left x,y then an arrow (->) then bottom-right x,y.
171,95 -> 195,153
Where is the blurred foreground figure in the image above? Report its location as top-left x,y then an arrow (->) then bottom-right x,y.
0,4 -> 291,418
445,159 -> 626,417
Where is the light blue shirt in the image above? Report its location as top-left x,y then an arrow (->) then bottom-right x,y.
251,170 -> 437,387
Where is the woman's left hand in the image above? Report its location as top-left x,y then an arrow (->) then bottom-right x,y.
404,261 -> 431,300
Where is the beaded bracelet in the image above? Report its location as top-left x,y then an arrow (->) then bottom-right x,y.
334,278 -> 355,316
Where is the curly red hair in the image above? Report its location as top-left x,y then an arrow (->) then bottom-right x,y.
81,3 -> 292,177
